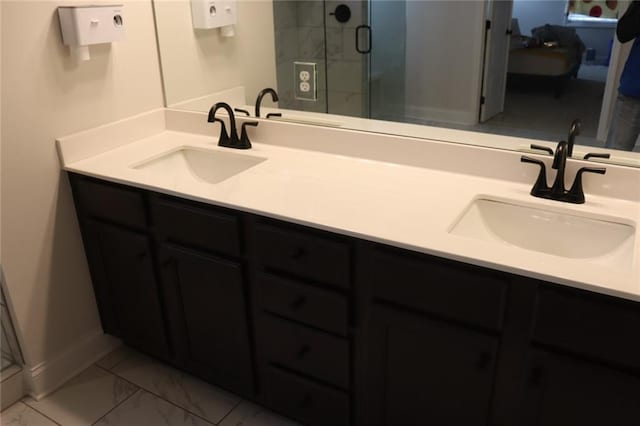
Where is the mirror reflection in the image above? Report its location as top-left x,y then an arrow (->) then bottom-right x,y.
153,0 -> 640,166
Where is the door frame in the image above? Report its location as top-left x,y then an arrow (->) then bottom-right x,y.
597,0 -> 632,142
480,0 -> 514,123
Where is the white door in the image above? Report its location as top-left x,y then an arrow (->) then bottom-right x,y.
480,0 -> 513,122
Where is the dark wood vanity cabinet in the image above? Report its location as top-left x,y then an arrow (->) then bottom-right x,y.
357,246 -> 640,426
150,196 -> 254,397
514,285 -> 640,426
360,304 -> 499,426
82,220 -> 170,360
357,245 -> 507,426
518,349 -> 640,426
248,218 -> 353,426
157,244 -> 254,397
69,177 -> 170,360
68,173 -> 640,426
69,174 -> 255,397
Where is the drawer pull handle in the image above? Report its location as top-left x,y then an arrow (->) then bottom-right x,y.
290,296 -> 307,310
291,247 -> 307,260
296,345 -> 311,360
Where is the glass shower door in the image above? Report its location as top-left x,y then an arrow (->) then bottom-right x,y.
272,0 -> 370,118
325,0 -> 370,118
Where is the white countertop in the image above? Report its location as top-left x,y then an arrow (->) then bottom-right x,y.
58,109 -> 640,301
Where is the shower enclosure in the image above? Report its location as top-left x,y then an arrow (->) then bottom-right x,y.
272,0 -> 407,121
272,1 -> 503,128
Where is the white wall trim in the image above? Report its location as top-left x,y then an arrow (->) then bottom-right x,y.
597,41 -> 630,141
597,1 -> 631,142
25,328 -> 120,400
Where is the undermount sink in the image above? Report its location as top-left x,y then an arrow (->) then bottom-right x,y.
133,147 -> 266,184
450,198 -> 636,267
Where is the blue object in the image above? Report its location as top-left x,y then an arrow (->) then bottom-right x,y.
606,38 -> 613,66
619,38 -> 640,98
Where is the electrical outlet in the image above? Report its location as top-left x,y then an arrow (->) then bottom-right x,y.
294,61 -> 317,101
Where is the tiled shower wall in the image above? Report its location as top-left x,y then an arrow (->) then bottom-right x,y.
272,0 -> 368,117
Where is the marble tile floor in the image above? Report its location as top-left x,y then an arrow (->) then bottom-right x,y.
0,346 -> 298,426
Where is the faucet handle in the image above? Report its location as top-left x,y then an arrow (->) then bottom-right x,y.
583,152 -> 611,160
234,108 -> 251,117
530,144 -> 554,155
521,156 -> 550,197
567,167 -> 606,204
238,121 -> 259,149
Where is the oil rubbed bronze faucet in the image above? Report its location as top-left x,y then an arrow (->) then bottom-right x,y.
567,118 -> 581,158
521,140 -> 606,204
566,118 -> 611,160
208,102 -> 257,149
255,88 -> 281,118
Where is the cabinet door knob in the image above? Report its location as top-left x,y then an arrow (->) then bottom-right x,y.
290,295 -> 307,310
291,247 -> 307,260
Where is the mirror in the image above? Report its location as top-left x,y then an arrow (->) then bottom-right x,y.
153,0 -> 640,167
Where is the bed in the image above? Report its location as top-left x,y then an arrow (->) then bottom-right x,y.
507,24 -> 585,96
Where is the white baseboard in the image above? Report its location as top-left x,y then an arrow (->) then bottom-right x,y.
25,328 -> 121,400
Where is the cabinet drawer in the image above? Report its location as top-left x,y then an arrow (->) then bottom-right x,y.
260,314 -> 350,389
532,286 -> 640,371
256,273 -> 348,336
253,222 -> 351,289
365,247 -> 507,332
151,197 -> 240,256
73,176 -> 146,229
263,366 -> 350,426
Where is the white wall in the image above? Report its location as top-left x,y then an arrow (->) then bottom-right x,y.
404,1 -> 486,125
577,27 -> 615,63
513,0 -> 615,64
512,0 -> 566,36
1,0 -> 164,391
155,0 -> 277,107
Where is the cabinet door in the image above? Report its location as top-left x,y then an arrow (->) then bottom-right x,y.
159,244 -> 254,397
519,349 -> 640,426
360,305 -> 499,426
86,220 -> 169,359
